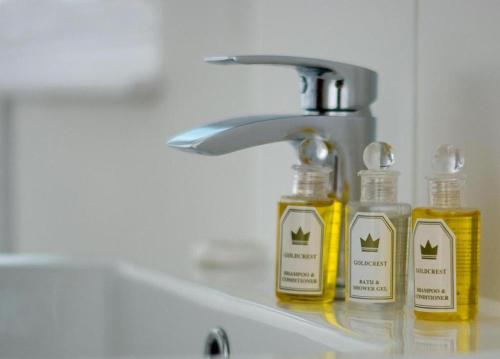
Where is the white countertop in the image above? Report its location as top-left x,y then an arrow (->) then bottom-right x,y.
179,262 -> 500,358
1,254 -> 499,358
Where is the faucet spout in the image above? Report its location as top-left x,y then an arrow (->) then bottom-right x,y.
167,112 -> 375,203
168,114 -> 319,155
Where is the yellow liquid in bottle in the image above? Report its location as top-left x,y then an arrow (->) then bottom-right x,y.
412,208 -> 480,320
275,198 -> 342,303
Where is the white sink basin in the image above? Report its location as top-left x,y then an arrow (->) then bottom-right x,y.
0,255 -> 374,358
2,255 -> 500,359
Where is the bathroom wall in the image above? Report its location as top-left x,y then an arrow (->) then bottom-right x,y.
7,0 -> 500,301
10,0 -> 261,274
0,102 -> 13,251
415,0 -> 500,300
10,0 -> 416,274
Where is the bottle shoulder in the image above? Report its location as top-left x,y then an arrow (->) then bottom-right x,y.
280,195 -> 335,207
413,207 -> 480,218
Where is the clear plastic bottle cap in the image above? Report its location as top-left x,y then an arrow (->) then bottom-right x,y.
432,144 -> 464,174
292,164 -> 332,198
428,144 -> 465,208
359,141 -> 399,202
363,141 -> 396,170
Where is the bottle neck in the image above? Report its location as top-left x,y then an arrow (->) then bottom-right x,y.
428,177 -> 464,208
291,165 -> 331,199
359,172 -> 398,203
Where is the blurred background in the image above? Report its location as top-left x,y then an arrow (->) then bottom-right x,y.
0,0 -> 499,302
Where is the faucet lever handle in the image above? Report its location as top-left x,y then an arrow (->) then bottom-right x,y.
206,55 -> 341,73
205,55 -> 377,112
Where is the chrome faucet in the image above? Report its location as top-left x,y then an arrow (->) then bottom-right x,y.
167,55 -> 377,296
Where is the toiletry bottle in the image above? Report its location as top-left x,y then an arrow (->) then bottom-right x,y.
413,145 -> 480,320
345,142 -> 411,309
276,164 -> 342,302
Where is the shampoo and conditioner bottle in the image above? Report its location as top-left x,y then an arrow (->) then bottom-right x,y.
275,164 -> 342,303
413,145 -> 480,320
345,142 -> 411,310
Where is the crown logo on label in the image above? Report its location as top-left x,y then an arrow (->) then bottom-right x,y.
360,234 -> 379,252
291,227 -> 310,245
420,240 -> 438,260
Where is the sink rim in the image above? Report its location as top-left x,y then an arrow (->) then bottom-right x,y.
0,254 -> 383,353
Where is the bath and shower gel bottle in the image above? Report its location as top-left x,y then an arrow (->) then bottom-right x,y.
413,145 -> 480,320
276,164 -> 342,303
345,142 -> 411,309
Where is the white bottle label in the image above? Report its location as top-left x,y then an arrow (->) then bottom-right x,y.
413,219 -> 457,312
277,206 -> 324,294
348,212 -> 396,303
